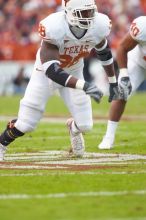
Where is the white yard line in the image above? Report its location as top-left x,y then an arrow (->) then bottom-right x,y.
6,151 -> 146,158
0,162 -> 146,170
5,158 -> 145,164
0,116 -> 67,123
6,150 -> 66,156
107,218 -> 146,220
0,116 -> 106,123
5,151 -> 146,163
80,218 -> 146,220
0,115 -> 146,122
0,165 -> 68,170
0,170 -> 146,176
1,162 -> 146,169
0,151 -> 145,169
22,136 -> 69,140
0,190 -> 146,200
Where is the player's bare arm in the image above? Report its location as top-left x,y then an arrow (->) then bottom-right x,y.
98,16 -> 146,149
40,40 -> 82,89
94,38 -> 119,102
116,33 -> 137,100
40,41 -> 60,63
117,33 -> 138,68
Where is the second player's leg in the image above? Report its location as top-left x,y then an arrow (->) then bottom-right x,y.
99,60 -> 146,149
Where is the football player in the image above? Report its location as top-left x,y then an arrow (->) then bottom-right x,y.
0,0 -> 120,160
99,16 -> 146,149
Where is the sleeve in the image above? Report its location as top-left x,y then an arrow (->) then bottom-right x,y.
130,16 -> 146,42
38,17 -> 59,46
97,14 -> 112,39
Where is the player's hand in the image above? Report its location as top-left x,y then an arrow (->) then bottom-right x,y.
118,77 -> 132,101
83,82 -> 103,103
108,82 -> 120,102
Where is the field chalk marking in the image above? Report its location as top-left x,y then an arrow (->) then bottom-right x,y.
0,151 -> 146,170
0,170 -> 146,176
0,190 -> 146,200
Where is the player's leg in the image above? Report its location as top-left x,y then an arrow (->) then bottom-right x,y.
98,100 -> 126,149
98,60 -> 146,149
59,86 -> 93,157
0,118 -> 24,161
0,61 -> 53,161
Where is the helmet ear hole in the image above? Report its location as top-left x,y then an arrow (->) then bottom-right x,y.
62,0 -> 97,29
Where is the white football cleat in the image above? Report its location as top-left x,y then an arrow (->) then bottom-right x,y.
0,144 -> 7,161
98,136 -> 114,150
67,118 -> 85,157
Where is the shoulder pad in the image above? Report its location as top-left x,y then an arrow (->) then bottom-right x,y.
38,12 -> 66,45
94,13 -> 112,38
130,16 -> 146,42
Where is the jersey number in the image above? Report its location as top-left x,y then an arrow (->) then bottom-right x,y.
60,51 -> 89,68
130,22 -> 140,37
38,24 -> 46,38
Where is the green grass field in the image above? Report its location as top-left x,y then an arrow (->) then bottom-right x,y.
0,93 -> 146,220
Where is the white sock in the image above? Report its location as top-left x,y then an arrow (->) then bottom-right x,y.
105,120 -> 118,138
71,121 -> 80,135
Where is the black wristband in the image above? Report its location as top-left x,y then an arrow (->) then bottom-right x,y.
110,82 -> 118,86
94,43 -> 113,61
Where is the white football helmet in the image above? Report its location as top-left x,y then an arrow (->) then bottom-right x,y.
62,0 -> 97,29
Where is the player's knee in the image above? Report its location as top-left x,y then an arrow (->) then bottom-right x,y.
78,123 -> 93,133
15,102 -> 43,133
15,119 -> 36,133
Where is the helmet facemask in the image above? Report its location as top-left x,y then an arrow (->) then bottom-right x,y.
63,0 -> 97,29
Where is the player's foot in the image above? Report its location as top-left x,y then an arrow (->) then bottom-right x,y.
98,136 -> 114,150
67,118 -> 85,157
0,144 -> 7,161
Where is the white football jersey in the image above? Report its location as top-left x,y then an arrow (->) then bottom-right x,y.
38,11 -> 111,73
128,16 -> 146,69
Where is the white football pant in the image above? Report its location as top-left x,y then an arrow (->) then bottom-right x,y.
128,59 -> 146,94
15,59 -> 93,133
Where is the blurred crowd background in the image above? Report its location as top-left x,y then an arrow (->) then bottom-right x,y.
0,0 -> 145,61
0,0 -> 146,95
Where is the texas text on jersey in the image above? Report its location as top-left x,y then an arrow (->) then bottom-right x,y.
38,11 -> 112,71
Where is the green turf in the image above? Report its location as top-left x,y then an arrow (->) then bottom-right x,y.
0,92 -> 146,116
0,121 -> 145,154
0,93 -> 146,220
0,196 -> 145,220
0,172 -> 146,220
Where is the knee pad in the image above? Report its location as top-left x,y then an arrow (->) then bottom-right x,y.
15,101 -> 43,133
77,123 -> 93,133
15,119 -> 36,133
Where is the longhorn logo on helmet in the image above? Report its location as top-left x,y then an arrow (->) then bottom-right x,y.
64,0 -> 70,7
